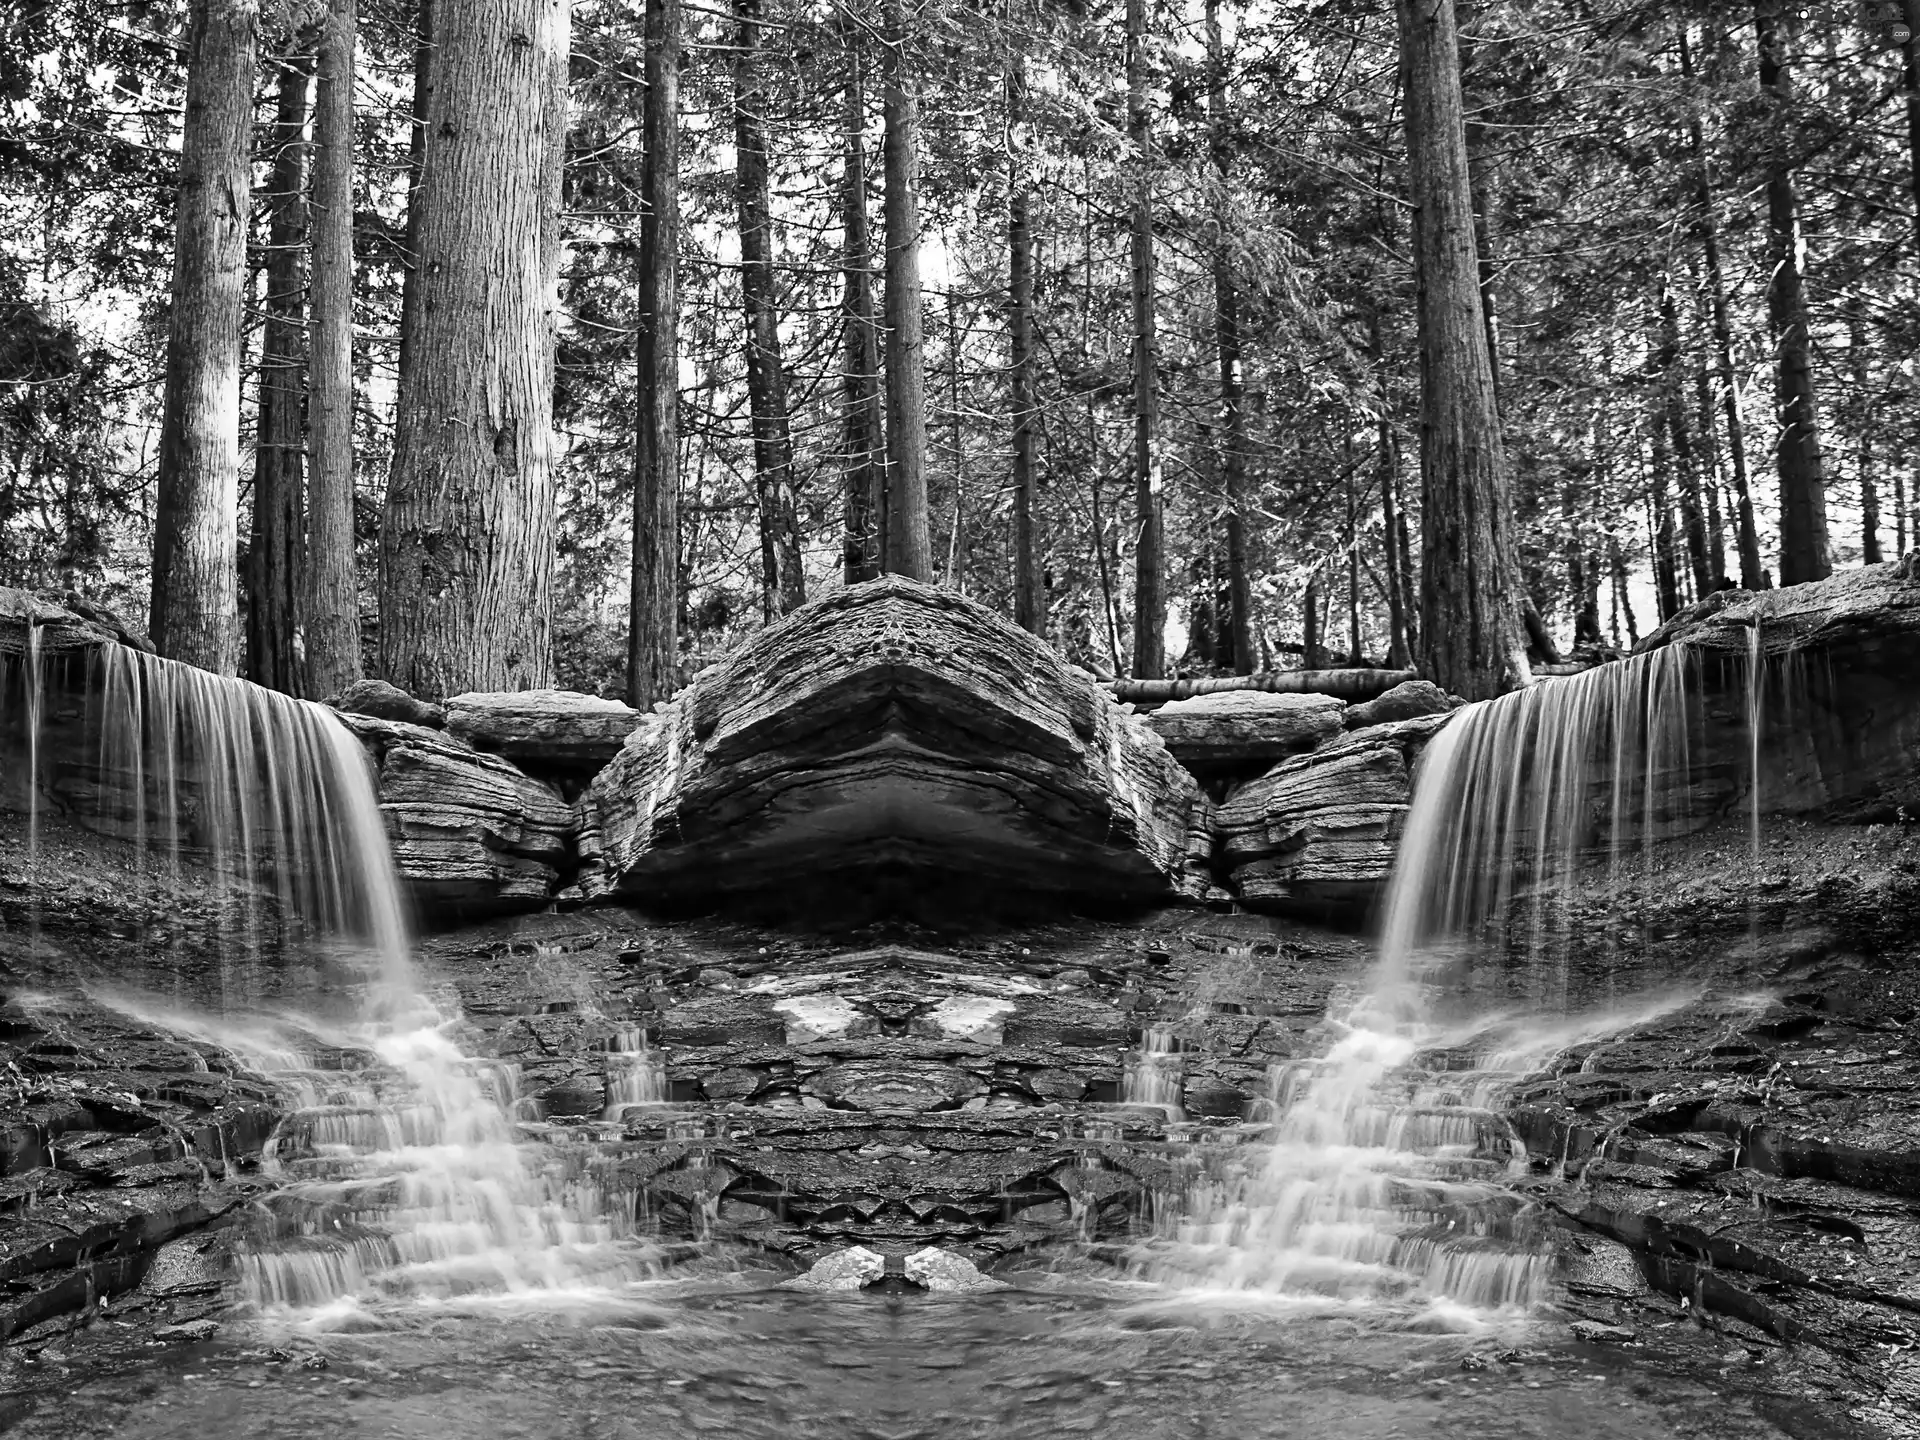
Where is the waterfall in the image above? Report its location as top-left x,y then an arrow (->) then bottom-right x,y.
1145,641 -> 1778,1318
3,631 -> 650,1323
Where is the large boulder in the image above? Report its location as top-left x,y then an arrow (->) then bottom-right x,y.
329,678 -> 447,730
1215,714 -> 1453,916
1143,690 -> 1345,776
574,577 -> 1212,911
445,689 -> 642,774
0,587 -> 151,658
338,714 -> 573,918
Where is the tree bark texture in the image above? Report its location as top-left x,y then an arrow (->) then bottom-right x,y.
1396,0 -> 1529,699
1208,0 -> 1253,675
151,0 -> 257,675
398,0 -> 433,388
1755,1 -> 1831,586
880,0 -> 932,582
305,0 -> 361,700
732,0 -> 803,621
1006,53 -> 1045,639
839,26 -> 885,585
629,0 -> 680,706
379,0 -> 567,699
246,44 -> 311,694
1126,0 -> 1164,680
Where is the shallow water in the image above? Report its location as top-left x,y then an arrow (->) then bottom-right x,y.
0,1271 -> 1816,1440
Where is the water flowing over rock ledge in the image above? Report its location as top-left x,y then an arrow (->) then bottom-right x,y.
10,572 -> 1920,1430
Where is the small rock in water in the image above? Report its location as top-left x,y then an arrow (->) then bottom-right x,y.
903,1248 -> 1009,1294
782,1247 -> 886,1292
1570,1321 -> 1637,1345
154,1320 -> 219,1343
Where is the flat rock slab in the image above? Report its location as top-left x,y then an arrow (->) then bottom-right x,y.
445,689 -> 642,771
1144,691 -> 1345,775
575,577 -> 1212,910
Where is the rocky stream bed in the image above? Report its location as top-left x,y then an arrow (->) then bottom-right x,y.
2,572 -> 1920,1436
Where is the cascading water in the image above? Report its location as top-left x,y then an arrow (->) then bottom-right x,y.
3,628 -> 653,1324
1145,641 -> 1779,1317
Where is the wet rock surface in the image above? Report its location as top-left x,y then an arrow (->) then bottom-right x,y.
424,904 -> 1369,1267
0,989 -> 284,1345
574,577 -> 1213,912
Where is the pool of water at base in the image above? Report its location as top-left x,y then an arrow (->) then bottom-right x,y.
0,1273 -> 1824,1440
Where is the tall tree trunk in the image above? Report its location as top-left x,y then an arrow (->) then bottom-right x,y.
1608,535 -> 1640,645
1681,24 -> 1765,590
839,23 -> 884,585
1896,460 -> 1909,555
1396,0 -> 1529,699
880,0 -> 932,580
1850,305 -> 1882,565
1379,407 -> 1411,667
1649,417 -> 1683,621
398,0 -> 432,388
628,0 -> 680,705
380,0 -> 567,698
1126,0 -> 1164,679
1301,570 -> 1324,669
732,0 -> 803,620
305,0 -> 360,700
1693,357 -> 1729,588
246,44 -> 311,694
1006,47 -> 1044,637
1207,0 -> 1253,674
152,0 -> 257,674
1659,284 -> 1713,597
1755,1 -> 1831,585
1902,0 -> 1920,254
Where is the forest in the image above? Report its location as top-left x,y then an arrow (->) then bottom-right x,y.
3,0 -> 1918,704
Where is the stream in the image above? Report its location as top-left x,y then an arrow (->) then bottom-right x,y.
0,1273 -> 1800,1439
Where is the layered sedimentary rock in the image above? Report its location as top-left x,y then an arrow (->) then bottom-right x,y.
1639,559 -> 1920,822
339,714 -> 573,917
1143,691 -> 1345,776
445,689 -> 642,773
1214,715 -> 1452,916
576,577 -> 1212,910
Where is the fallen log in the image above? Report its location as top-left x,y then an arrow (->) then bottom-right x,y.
1109,669 -> 1417,707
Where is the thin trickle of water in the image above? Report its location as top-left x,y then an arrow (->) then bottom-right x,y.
603,1026 -> 667,1119
1123,1024 -> 1185,1119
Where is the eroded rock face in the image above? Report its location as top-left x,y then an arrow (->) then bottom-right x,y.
339,714 -> 573,918
1144,691 -> 1345,776
1638,560 -> 1920,823
575,577 -> 1212,912
445,689 -> 642,774
1215,714 -> 1451,916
